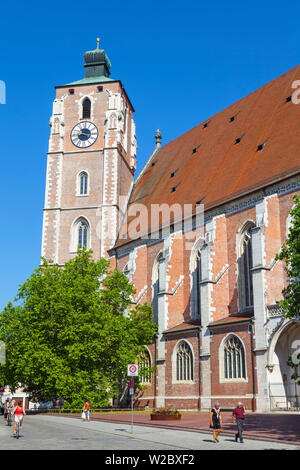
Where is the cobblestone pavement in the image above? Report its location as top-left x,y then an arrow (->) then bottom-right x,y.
1,415 -> 300,450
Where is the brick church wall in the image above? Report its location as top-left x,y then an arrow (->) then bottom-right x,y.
210,322 -> 255,410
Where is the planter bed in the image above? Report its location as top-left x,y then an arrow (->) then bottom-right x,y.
150,414 -> 181,421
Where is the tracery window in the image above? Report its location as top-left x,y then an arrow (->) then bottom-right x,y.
78,219 -> 89,249
238,223 -> 254,309
223,336 -> 246,380
190,241 -> 204,319
176,341 -> 193,382
137,350 -> 151,384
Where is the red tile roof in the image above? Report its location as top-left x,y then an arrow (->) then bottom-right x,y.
116,65 -> 300,247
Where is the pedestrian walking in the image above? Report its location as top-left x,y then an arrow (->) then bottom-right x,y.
12,400 -> 26,436
82,400 -> 91,422
210,402 -> 222,443
232,402 -> 246,443
4,399 -> 14,425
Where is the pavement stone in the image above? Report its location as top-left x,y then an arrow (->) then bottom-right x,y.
2,414 -> 298,451
47,411 -> 300,446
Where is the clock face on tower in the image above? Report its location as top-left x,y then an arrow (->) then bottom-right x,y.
70,121 -> 98,148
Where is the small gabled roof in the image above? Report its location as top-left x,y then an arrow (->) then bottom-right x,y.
163,321 -> 202,335
208,313 -> 254,328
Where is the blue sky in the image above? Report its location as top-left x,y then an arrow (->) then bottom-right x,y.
0,0 -> 299,309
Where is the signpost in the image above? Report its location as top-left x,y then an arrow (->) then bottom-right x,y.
127,364 -> 139,433
127,364 -> 139,376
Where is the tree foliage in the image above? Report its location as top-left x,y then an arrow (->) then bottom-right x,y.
276,193 -> 300,319
0,249 -> 157,408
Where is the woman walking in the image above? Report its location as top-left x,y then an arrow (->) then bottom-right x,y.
210,402 -> 222,443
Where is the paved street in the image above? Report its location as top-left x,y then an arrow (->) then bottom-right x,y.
84,410 -> 300,445
0,414 -> 299,450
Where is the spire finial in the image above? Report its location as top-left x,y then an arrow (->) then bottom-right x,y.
96,37 -> 100,49
155,129 -> 162,148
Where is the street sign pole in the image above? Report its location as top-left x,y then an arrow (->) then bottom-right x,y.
127,365 -> 138,434
129,376 -> 134,433
131,391 -> 133,434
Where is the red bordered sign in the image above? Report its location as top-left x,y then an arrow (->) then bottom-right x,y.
129,377 -> 134,388
127,364 -> 139,376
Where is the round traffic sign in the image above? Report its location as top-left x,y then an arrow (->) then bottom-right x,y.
129,365 -> 137,374
127,364 -> 139,376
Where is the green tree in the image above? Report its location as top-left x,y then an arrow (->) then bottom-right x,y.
0,249 -> 157,408
276,193 -> 300,319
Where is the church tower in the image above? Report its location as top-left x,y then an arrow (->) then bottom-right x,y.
41,40 -> 137,264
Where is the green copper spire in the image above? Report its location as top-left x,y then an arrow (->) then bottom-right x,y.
83,37 -> 112,79
65,38 -> 114,86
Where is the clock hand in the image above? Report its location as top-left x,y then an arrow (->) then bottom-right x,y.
76,130 -> 90,136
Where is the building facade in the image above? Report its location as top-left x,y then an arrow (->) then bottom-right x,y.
42,43 -> 300,412
42,40 -> 137,264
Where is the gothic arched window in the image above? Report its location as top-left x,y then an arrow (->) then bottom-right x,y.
196,255 -> 202,316
79,171 -> 88,195
191,251 -> 202,318
78,219 -> 89,249
152,252 -> 165,324
223,335 -> 246,380
70,217 -> 90,253
190,239 -> 205,320
238,223 -> 255,309
176,341 -> 194,381
82,98 -> 91,119
137,350 -> 151,383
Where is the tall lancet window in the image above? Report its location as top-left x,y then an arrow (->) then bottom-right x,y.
82,98 -> 91,119
78,219 -> 89,249
79,171 -> 88,195
238,223 -> 255,310
152,252 -> 165,325
195,253 -> 202,316
190,240 -> 204,320
137,350 -> 152,384
176,341 -> 194,381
